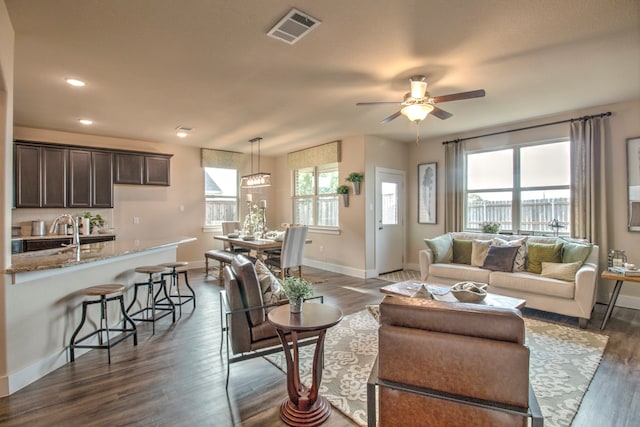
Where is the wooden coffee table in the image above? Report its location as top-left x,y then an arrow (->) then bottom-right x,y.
268,303 -> 343,427
381,280 -> 526,310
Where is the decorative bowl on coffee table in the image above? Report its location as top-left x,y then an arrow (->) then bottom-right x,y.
451,282 -> 488,303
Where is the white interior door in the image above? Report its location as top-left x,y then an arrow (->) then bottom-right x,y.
375,169 -> 405,274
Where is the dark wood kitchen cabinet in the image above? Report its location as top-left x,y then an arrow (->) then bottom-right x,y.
68,149 -> 92,208
14,144 -> 67,208
92,151 -> 113,208
114,152 -> 171,186
68,149 -> 113,208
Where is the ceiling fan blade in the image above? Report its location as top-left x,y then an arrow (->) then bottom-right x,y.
432,89 -> 486,103
356,101 -> 401,106
430,105 -> 453,120
381,111 -> 402,124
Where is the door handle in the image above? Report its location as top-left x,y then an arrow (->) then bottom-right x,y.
378,226 -> 383,230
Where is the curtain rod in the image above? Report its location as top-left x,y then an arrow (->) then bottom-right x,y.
441,111 -> 611,145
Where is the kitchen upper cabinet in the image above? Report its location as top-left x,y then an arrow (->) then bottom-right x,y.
145,155 -> 170,186
114,152 -> 171,186
14,144 -> 67,208
68,149 -> 92,208
92,151 -> 113,208
114,153 -> 144,185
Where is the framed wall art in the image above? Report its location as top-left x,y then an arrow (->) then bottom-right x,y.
418,162 -> 437,224
627,137 -> 640,231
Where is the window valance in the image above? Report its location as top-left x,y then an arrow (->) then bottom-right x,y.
201,148 -> 244,169
287,141 -> 341,170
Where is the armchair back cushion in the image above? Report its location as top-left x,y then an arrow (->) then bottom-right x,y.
231,255 -> 265,326
378,296 -> 530,426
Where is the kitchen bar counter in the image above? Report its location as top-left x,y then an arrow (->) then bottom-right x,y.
11,233 -> 116,241
2,235 -> 196,395
6,236 -> 196,276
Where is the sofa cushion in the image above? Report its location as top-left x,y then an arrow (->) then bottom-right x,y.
424,234 -> 453,263
254,259 -> 285,307
483,245 -> 519,272
541,261 -> 583,282
492,237 -> 528,272
471,239 -> 492,267
490,271 -> 575,299
526,242 -> 563,274
559,237 -> 593,264
452,239 -> 472,264
429,263 -> 491,284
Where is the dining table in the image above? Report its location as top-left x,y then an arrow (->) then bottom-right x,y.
214,234 -> 283,253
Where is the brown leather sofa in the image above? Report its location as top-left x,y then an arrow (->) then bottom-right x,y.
368,296 -> 543,426
220,255 -> 320,387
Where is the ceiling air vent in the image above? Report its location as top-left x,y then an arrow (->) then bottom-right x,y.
267,8 -> 321,45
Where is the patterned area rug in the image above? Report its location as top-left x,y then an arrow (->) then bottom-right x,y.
378,269 -> 420,282
265,310 -> 608,427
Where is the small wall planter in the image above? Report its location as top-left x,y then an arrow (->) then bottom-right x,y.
337,185 -> 350,207
341,194 -> 349,207
346,172 -> 364,195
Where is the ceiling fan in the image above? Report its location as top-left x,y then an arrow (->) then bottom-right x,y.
356,75 -> 485,124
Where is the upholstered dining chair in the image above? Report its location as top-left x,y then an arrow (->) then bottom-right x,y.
221,221 -> 250,254
264,225 -> 308,279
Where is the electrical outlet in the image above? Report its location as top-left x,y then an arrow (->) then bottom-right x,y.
133,217 -> 140,224
320,245 -> 324,253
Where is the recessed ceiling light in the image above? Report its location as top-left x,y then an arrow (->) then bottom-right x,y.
175,125 -> 192,138
79,119 -> 93,125
65,78 -> 85,87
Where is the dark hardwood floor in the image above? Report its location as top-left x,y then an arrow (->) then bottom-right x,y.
0,267 -> 637,426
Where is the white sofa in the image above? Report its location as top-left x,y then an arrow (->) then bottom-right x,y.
419,232 -> 599,328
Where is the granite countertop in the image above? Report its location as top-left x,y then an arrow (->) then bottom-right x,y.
12,233 -> 116,241
5,236 -> 196,274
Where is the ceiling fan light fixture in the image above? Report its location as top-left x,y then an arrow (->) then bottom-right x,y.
401,103 -> 434,122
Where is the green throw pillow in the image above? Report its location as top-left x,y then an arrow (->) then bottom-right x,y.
452,239 -> 472,264
527,242 -> 563,274
558,237 -> 593,264
424,234 -> 453,263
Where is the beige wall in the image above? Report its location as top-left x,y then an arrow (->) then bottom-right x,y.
407,99 -> 640,308
0,0 -> 14,396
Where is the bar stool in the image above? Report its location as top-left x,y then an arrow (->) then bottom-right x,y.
69,284 -> 137,364
127,266 -> 176,335
156,261 -> 196,316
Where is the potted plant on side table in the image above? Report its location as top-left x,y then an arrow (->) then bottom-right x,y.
337,185 -> 350,207
346,172 -> 364,195
280,276 -> 314,313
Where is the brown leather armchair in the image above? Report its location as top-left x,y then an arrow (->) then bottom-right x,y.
367,296 -> 543,426
220,255 -> 320,387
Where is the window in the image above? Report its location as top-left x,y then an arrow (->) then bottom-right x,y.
204,167 -> 238,226
465,140 -> 570,234
293,163 -> 339,227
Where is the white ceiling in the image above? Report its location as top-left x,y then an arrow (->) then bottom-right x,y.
5,0 -> 640,156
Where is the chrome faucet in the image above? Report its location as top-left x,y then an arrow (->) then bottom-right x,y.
49,214 -> 80,247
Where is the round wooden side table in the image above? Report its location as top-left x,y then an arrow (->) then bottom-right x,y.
267,303 -> 343,427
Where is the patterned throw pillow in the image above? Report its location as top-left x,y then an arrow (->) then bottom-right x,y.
483,245 -> 519,272
541,261 -> 583,281
526,242 -> 563,274
424,234 -> 453,263
492,237 -> 528,272
254,260 -> 284,305
471,239 -> 492,267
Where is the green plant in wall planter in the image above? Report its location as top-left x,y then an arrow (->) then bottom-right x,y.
279,276 -> 314,313
337,185 -> 350,207
346,172 -> 364,195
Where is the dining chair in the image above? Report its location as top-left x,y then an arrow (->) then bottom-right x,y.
265,225 -> 308,279
221,221 -> 250,254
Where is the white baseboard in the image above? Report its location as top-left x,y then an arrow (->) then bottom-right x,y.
303,258 -> 368,278
615,293 -> 640,310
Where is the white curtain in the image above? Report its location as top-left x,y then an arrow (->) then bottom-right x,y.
444,141 -> 464,232
570,116 -> 609,264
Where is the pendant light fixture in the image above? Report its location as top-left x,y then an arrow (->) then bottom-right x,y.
241,137 -> 272,188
